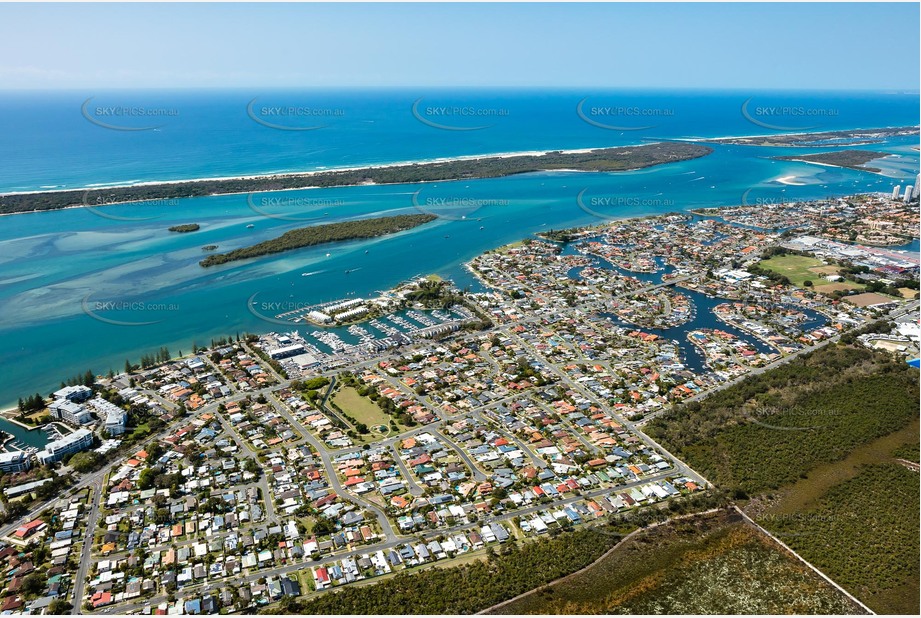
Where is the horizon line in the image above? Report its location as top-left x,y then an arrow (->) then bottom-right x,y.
2,86 -> 920,94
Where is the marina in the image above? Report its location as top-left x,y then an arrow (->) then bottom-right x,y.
262,299 -> 475,379
0,417 -> 51,454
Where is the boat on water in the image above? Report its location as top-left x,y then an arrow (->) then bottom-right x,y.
246,224 -> 255,228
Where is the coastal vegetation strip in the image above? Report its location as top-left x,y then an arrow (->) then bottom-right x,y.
199,214 -> 436,267
167,223 -> 200,232
773,149 -> 891,173
0,142 -> 712,215
697,125 -> 918,147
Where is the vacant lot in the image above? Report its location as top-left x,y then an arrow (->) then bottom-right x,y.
24,410 -> 50,424
813,281 -> 863,294
843,292 -> 896,307
808,265 -> 841,275
490,510 -> 861,615
332,386 -> 392,430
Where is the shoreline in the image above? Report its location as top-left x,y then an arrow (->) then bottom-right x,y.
0,189 -> 910,409
683,123 -> 919,144
775,158 -> 884,175
0,412 -> 46,431
0,141 -> 718,219
0,144 -> 638,199
2,123 -> 915,202
775,175 -> 808,186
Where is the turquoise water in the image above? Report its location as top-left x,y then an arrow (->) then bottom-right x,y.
0,417 -> 51,449
895,238 -> 921,253
0,90 -> 918,407
565,241 -> 815,373
2,89 -> 918,193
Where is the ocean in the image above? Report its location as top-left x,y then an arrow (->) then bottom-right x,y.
0,89 -> 918,409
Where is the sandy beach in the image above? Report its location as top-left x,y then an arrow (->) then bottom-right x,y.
683,124 -> 919,144
0,144 -> 635,199
778,158 -> 886,174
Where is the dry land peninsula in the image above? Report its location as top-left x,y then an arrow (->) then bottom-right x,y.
773,149 -> 891,173
0,142 -> 712,216
697,125 -> 918,148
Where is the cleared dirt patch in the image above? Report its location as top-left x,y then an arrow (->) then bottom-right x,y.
812,282 -> 862,294
843,292 -> 896,307
808,265 -> 841,275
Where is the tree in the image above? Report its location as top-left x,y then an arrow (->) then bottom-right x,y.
137,468 -> 156,490
146,442 -> 165,463
31,544 -> 50,564
48,599 -> 73,614
69,452 -> 101,473
18,393 -> 45,413
243,458 -> 261,475
21,573 -> 45,597
312,516 -> 336,536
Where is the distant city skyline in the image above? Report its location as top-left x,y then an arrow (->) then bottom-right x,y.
0,2 -> 918,90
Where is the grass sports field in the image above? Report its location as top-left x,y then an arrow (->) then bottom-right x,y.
332,386 -> 393,430
758,255 -> 863,292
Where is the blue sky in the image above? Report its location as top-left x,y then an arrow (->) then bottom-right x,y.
1,2 -> 918,90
